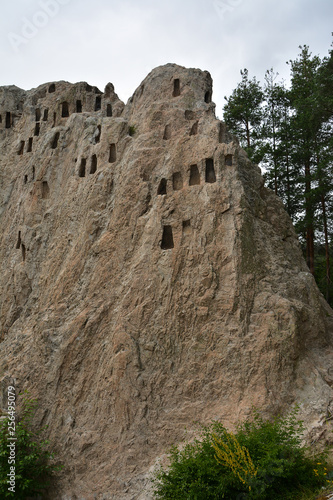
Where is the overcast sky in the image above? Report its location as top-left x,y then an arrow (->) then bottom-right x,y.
1,0 -> 332,118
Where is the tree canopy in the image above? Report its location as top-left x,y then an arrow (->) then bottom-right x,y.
223,41 -> 333,304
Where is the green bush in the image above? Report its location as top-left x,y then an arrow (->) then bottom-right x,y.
152,407 -> 332,499
0,391 -> 62,499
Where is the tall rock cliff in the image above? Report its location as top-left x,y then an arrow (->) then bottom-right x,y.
0,64 -> 333,499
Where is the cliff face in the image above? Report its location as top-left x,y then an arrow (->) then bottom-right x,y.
0,64 -> 332,499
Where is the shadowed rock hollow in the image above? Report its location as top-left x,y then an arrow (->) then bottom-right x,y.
0,63 -> 332,499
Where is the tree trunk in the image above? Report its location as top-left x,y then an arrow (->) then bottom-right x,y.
246,121 -> 250,149
320,193 -> 331,302
305,159 -> 315,274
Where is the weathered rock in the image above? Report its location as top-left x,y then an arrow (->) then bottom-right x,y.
0,64 -> 332,499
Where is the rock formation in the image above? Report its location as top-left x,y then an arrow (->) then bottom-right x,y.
0,63 -> 332,499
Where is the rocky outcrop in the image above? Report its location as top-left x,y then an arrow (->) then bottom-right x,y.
0,64 -> 332,499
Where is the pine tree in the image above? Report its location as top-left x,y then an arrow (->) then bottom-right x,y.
223,69 -> 265,164
288,46 -> 323,274
222,42 -> 333,304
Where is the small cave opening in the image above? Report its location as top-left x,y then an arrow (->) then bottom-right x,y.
163,124 -> 171,140
189,164 -> 200,186
5,112 -> 11,129
225,154 -> 233,166
185,110 -> 195,120
43,109 -> 48,121
79,159 -> 86,177
76,100 -> 82,113
52,112 -> 57,127
90,154 -> 97,174
51,132 -> 60,149
106,104 -> 112,117
172,172 -> 183,191
205,158 -> 216,183
24,175 -> 28,184
182,220 -> 191,236
27,137 -> 33,153
0,115 -> 2,123
16,231 -> 21,249
42,181 -> 50,199
48,83 -> 56,93
109,143 -> 116,163
34,123 -> 40,136
61,102 -> 69,118
35,108 -> 41,121
94,125 -> 101,144
129,125 -> 136,136
190,121 -> 198,136
157,178 -> 167,195
95,96 -> 102,111
32,166 -> 35,180
173,78 -> 180,97
161,225 -> 174,250
21,243 -> 26,262
18,140 -> 25,155
204,90 -> 212,103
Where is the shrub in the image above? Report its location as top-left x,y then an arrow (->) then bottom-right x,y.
0,391 -> 62,498
152,407 -> 332,499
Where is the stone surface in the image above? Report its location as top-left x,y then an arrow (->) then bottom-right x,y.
0,63 -> 333,499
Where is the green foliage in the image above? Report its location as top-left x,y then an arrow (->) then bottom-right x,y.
0,392 -> 62,499
152,407 -> 332,499
223,39 -> 333,305
223,68 -> 265,164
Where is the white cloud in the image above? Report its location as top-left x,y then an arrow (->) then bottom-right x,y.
0,0 -> 332,114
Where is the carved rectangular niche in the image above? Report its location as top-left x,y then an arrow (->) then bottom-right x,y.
157,178 -> 167,195
163,124 -> 171,140
173,79 -> 180,97
95,96 -> 102,111
90,154 -> 97,174
172,172 -> 183,191
5,112 -> 11,129
79,159 -> 86,177
109,143 -> 116,163
161,225 -> 174,250
42,181 -> 50,199
189,165 -> 200,186
18,141 -> 25,155
61,102 -> 69,118
205,158 -> 216,183
51,132 -> 60,149
190,121 -> 198,136
27,137 -> 33,153
34,123 -> 40,136
225,154 -> 233,166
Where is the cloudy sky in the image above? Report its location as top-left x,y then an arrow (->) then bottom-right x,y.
1,0 -> 332,117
